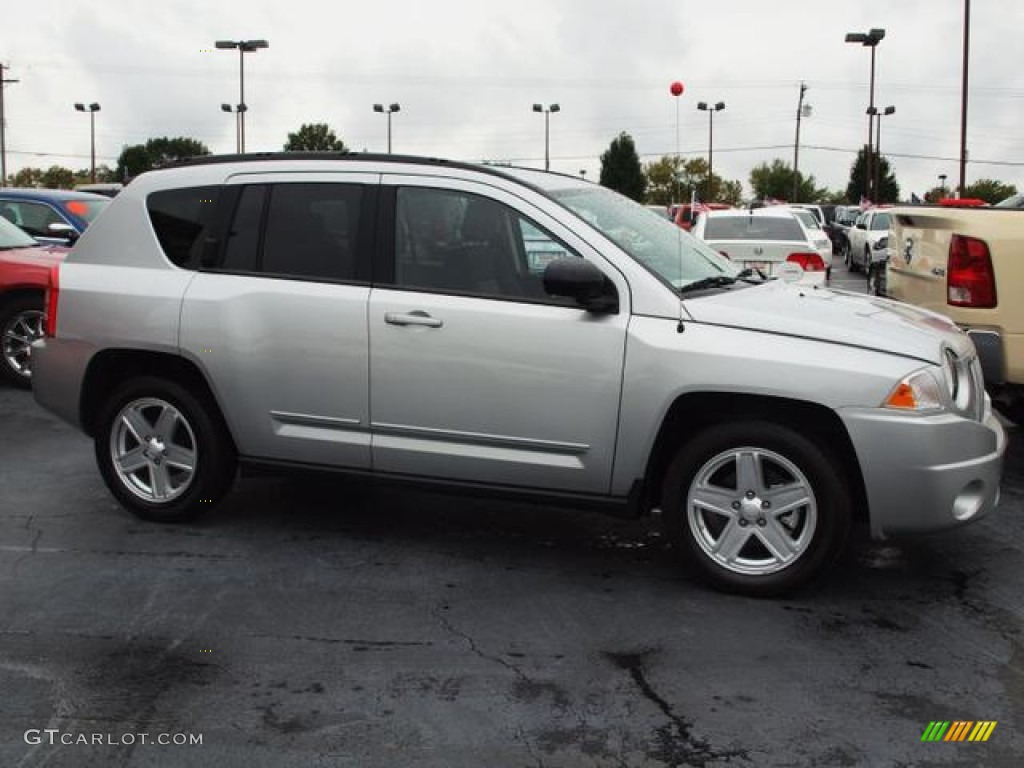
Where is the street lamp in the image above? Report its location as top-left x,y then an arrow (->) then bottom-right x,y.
938,173 -> 948,198
867,105 -> 895,202
74,102 -> 101,183
372,103 -> 401,153
215,39 -> 268,154
845,27 -> 885,201
532,103 -> 560,171
696,101 -> 725,201
220,103 -> 246,154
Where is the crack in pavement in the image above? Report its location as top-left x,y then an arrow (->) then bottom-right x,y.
604,649 -> 749,767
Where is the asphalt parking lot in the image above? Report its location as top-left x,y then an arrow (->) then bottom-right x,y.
2,265 -> 1022,768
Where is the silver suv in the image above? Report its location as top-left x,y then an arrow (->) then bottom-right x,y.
32,154 -> 1005,596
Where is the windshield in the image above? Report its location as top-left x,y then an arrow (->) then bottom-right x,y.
995,194 -> 1024,209
870,212 -> 891,231
0,215 -> 38,249
791,209 -> 822,232
62,198 -> 109,223
549,185 -> 737,289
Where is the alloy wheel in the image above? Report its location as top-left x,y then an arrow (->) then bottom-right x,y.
685,446 -> 817,576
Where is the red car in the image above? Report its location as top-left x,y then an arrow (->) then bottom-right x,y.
0,216 -> 66,387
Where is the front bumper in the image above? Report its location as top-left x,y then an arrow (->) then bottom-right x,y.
840,405 -> 1005,538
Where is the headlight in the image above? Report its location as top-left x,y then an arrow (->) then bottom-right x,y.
883,368 -> 944,411
941,348 -> 973,412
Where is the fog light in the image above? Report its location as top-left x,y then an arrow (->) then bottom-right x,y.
952,480 -> 985,521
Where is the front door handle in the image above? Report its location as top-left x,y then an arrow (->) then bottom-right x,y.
384,311 -> 444,328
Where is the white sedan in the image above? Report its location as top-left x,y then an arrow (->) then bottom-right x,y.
691,207 -> 829,286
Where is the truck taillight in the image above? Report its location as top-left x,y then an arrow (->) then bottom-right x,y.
44,264 -> 60,337
786,252 -> 825,272
947,234 -> 996,308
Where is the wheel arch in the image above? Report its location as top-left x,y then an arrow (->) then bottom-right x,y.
642,392 -> 868,523
79,350 -> 235,451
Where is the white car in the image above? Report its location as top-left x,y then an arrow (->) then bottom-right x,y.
692,207 -> 828,285
787,207 -> 834,278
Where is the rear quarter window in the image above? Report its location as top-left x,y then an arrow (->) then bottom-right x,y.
147,186 -> 221,268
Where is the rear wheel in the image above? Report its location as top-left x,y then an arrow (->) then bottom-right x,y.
95,376 -> 236,522
0,296 -> 44,389
661,421 -> 851,596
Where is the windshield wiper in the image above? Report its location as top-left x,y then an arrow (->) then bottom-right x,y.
679,275 -> 739,294
680,268 -> 765,294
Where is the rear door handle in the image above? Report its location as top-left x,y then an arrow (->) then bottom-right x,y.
384,311 -> 443,328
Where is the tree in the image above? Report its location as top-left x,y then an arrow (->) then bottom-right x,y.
844,148 -> 900,204
749,159 -> 825,202
9,167 -> 45,187
964,179 -> 1018,205
40,166 -> 74,189
284,123 -> 348,152
599,132 -> 646,202
116,137 -> 210,181
643,155 -> 743,206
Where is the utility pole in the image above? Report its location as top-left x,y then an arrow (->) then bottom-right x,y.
959,0 -> 971,197
792,82 -> 808,202
0,63 -> 19,188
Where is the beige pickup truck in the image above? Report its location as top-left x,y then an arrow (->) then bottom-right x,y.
886,196 -> 1024,423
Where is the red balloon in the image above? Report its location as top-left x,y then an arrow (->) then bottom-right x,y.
670,81 -> 684,96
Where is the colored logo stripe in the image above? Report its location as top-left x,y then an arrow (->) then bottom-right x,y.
921,721 -> 996,742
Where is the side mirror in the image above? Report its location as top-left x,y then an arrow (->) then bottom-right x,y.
543,257 -> 618,313
856,222 -> 867,230
47,222 -> 79,242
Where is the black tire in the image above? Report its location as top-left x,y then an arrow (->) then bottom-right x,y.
94,376 -> 236,522
661,421 -> 851,597
0,295 -> 44,389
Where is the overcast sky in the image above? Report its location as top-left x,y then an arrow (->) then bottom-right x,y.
3,0 -> 1021,199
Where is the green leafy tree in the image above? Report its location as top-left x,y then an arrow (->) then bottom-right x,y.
116,137 -> 210,181
844,148 -> 900,204
749,159 -> 825,202
964,179 -> 1018,205
40,165 -> 74,189
284,123 -> 348,152
9,167 -> 45,187
599,132 -> 646,202
644,155 -> 742,206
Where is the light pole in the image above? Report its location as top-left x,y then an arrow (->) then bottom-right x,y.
0,64 -> 18,187
74,102 -> 101,183
845,28 -> 885,201
220,103 -> 246,154
372,103 -> 401,153
696,101 -> 725,202
792,82 -> 811,202
867,105 -> 895,202
215,39 -> 268,154
959,0 -> 971,197
938,173 -> 948,198
532,103 -> 560,171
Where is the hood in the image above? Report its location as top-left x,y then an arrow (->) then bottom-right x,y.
0,244 -> 68,267
683,280 -> 971,364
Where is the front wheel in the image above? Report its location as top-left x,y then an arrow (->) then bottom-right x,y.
867,261 -> 887,296
661,421 -> 851,596
95,376 -> 236,522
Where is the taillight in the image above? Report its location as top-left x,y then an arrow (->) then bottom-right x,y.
44,264 -> 60,337
948,234 -> 996,308
786,252 -> 825,272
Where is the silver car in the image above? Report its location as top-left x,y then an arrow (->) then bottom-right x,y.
31,154 -> 1005,596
